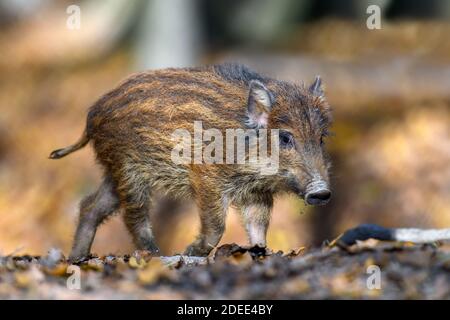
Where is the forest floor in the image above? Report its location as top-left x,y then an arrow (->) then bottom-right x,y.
1,239 -> 450,299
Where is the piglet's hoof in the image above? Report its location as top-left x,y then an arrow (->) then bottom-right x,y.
184,243 -> 212,257
68,253 -> 91,264
248,245 -> 269,258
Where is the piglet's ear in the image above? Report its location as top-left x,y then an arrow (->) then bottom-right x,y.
246,80 -> 274,128
309,75 -> 324,97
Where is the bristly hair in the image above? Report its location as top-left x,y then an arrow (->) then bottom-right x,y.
212,63 -> 269,87
212,62 -> 332,131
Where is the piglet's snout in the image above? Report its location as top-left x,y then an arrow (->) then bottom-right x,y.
305,179 -> 331,206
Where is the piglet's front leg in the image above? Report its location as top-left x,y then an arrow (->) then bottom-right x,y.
184,194 -> 226,257
241,202 -> 272,248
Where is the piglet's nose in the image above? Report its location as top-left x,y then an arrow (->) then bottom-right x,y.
305,189 -> 331,206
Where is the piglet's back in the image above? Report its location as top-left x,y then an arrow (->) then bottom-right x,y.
86,65 -> 253,140
84,64 -> 262,171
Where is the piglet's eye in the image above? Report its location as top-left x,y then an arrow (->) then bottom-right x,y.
279,131 -> 294,148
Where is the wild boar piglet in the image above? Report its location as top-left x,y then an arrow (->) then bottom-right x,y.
50,63 -> 332,262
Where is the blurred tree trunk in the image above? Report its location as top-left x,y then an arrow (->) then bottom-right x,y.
134,0 -> 204,70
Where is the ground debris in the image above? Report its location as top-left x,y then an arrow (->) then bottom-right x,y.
1,242 -> 450,299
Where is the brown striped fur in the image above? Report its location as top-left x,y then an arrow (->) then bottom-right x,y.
50,63 -> 332,261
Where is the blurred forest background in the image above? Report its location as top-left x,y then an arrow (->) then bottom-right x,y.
0,0 -> 449,257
